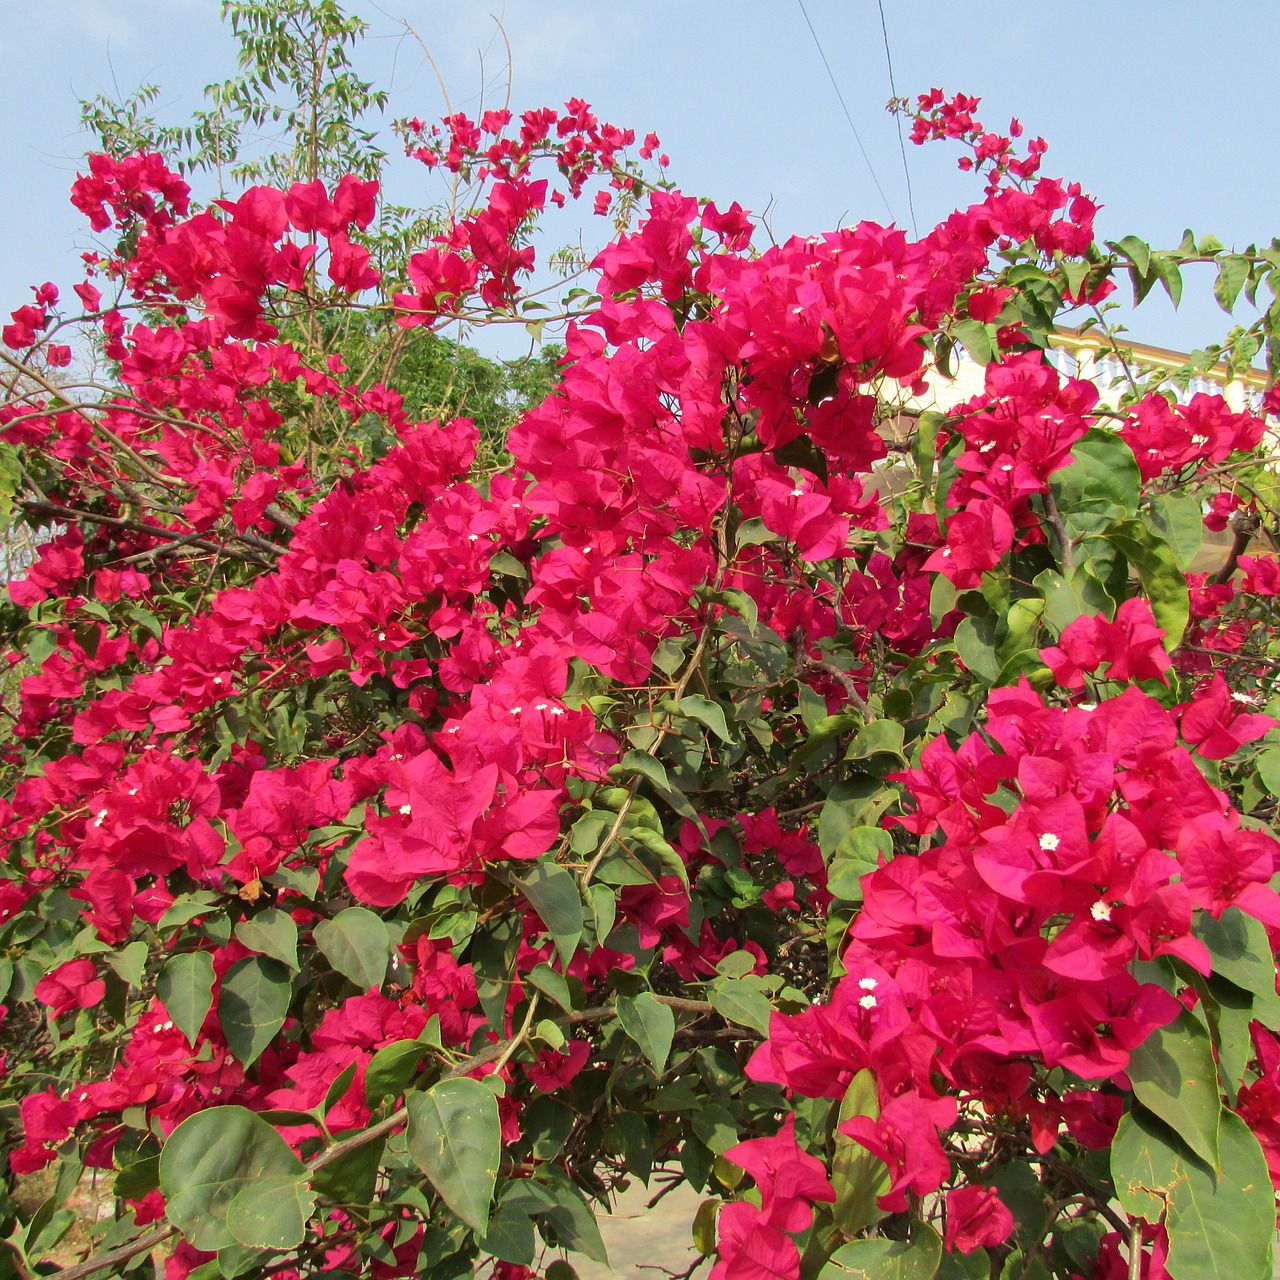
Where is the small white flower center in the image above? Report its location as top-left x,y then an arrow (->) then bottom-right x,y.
1039,832 -> 1060,852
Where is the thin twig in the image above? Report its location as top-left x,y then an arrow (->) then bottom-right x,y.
1042,488 -> 1076,574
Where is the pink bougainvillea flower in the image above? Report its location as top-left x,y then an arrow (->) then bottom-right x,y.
722,1113 -> 834,1232
944,1184 -> 1015,1253
710,1202 -> 800,1280
839,1092 -> 958,1212
34,959 -> 106,1018
1176,672 -> 1277,760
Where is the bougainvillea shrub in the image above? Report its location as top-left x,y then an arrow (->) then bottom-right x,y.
3,77 -> 1280,1280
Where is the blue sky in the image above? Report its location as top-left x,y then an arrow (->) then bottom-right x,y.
2,0 -> 1276,355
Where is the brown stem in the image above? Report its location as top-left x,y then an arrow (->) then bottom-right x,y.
20,500 -> 278,566
1211,510 -> 1260,585
37,1226 -> 174,1280
802,657 -> 869,714
1042,488 -> 1075,574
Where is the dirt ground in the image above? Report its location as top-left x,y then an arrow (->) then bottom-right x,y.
573,1180 -> 708,1280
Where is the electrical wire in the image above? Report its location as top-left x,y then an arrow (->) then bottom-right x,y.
876,0 -> 918,237
793,0 -> 897,225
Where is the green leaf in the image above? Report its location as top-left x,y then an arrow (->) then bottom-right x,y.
612,1112 -> 653,1185
678,694 -> 733,743
612,749 -> 672,792
107,940 -> 149,988
708,977 -> 773,1035
514,863 -> 583,966
1104,519 -> 1190,648
716,950 -> 758,979
1111,234 -> 1152,277
526,1095 -> 574,1159
160,1107 -> 307,1253
1153,254 -> 1184,308
1257,745 -> 1280,799
819,1223 -> 942,1280
478,1204 -> 536,1266
789,712 -> 862,778
1112,1108 -> 1273,1280
954,615 -> 1001,684
844,719 -> 905,763
1148,491 -> 1203,571
935,1253 -> 988,1280
830,1069 -> 889,1236
1215,254 -> 1251,314
365,1038 -> 428,1107
314,906 -> 389,990
219,956 -> 292,1067
586,883 -> 617,947
159,892 -> 220,933
1049,427 -> 1141,535
224,1176 -> 317,1251
615,992 -> 675,1075
952,318 -> 995,365
734,517 -> 778,548
1035,566 -> 1114,634
624,824 -> 690,890
406,1078 -> 501,1235
719,587 -> 759,634
527,963 -> 573,1012
827,827 -> 892,903
157,950 -> 216,1046
530,1171 -> 609,1264
1196,908 -> 1280,1030
234,909 -> 299,972
818,779 -> 894,860
1197,908 -> 1280,1003
1127,1007 -> 1221,1168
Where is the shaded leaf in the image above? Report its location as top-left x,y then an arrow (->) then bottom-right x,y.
708,977 -> 773,1035
314,907 -> 389,990
515,862 -> 583,966
1104,518 -> 1190,648
678,694 -> 733,743
615,992 -> 675,1075
219,956 -> 292,1067
830,1069 -> 889,1237
819,1222 -> 942,1280
225,1176 -> 316,1251
234,909 -> 299,972
406,1078 -> 501,1234
157,950 -> 216,1047
1112,1108 -> 1273,1280
1127,1008 -> 1221,1169
160,1107 -> 306,1253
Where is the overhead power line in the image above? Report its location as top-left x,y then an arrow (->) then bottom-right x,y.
793,0 -> 897,226
876,0 -> 918,237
